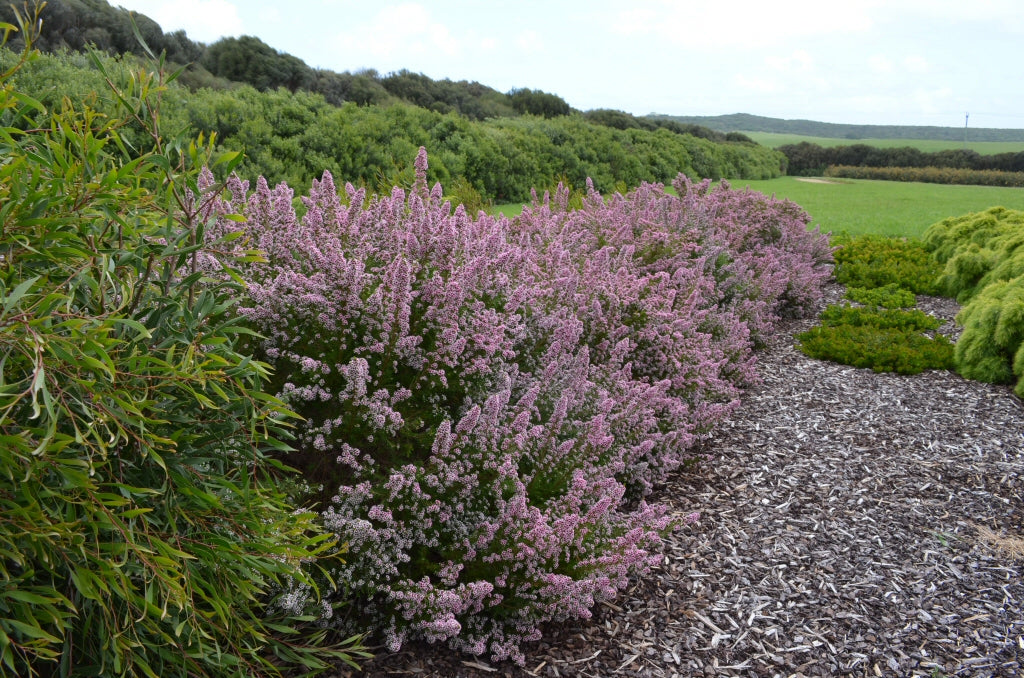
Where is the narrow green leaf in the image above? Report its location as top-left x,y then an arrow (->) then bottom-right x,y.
1,276 -> 39,315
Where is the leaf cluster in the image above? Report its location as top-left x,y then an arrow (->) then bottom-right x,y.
0,14 -> 366,678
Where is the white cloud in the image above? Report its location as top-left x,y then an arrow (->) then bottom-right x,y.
334,3 -> 459,62
868,55 -> 893,73
515,30 -> 544,54
765,50 -> 815,72
903,55 -> 928,73
734,74 -> 778,93
115,0 -> 244,43
612,0 -> 877,47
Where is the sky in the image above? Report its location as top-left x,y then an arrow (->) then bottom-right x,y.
111,0 -> 1024,128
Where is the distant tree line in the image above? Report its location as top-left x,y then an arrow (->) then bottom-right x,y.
585,109 -> 755,144
825,165 -> 1024,188
651,113 -> 1024,143
780,141 -> 1024,177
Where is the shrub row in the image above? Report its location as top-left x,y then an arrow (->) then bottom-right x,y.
199,155 -> 833,661
824,164 -> 1024,188
781,141 -> 1024,176
0,47 -> 786,204
923,207 -> 1024,395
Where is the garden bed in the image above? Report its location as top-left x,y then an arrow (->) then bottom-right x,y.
339,284 -> 1024,678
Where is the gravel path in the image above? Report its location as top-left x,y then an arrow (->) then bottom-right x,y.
338,285 -> 1024,678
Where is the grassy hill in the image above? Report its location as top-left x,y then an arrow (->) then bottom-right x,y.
648,113 -> 1024,143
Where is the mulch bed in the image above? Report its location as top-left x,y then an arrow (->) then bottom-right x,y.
335,284 -> 1024,678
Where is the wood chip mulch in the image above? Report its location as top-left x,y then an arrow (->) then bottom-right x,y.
336,284 -> 1024,678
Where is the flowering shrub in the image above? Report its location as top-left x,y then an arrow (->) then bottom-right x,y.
204,150 -> 832,662
514,178 -> 832,490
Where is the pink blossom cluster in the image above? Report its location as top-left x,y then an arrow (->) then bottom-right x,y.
199,149 -> 832,662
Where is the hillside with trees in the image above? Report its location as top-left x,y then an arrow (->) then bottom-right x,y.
0,1 -> 785,204
650,112 -> 1024,143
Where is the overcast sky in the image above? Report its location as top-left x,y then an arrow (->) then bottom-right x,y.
112,0 -> 1024,128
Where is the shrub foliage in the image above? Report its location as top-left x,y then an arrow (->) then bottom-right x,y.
923,207 -> 1024,394
845,283 -> 916,308
799,235 -> 952,375
824,164 -> 1024,188
0,17 -> 366,678
198,157 -> 833,661
923,206 -> 1024,301
832,235 -> 943,295
797,322 -> 953,374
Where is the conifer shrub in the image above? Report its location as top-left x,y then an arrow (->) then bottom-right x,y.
797,305 -> 953,374
797,324 -> 954,374
831,235 -> 944,295
0,16 -> 366,678
921,207 -> 1024,392
953,276 -> 1024,395
201,155 -> 832,662
845,283 -> 916,308
818,304 -> 941,332
922,206 -> 1024,301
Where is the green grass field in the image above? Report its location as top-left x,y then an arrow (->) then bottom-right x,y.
491,177 -> 1024,239
732,177 -> 1024,238
742,131 -> 1024,154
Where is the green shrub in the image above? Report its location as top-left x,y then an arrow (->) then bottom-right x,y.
832,235 -> 944,295
818,304 -> 941,332
798,299 -> 952,375
953,275 -> 1024,395
0,17 -> 366,678
845,283 -> 916,308
922,206 -> 1024,301
797,323 -> 954,374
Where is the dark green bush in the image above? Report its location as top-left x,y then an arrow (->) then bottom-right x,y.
0,17 -> 366,678
845,283 -> 916,308
832,235 -> 944,295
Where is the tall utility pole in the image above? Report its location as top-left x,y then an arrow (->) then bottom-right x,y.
964,112 -> 969,148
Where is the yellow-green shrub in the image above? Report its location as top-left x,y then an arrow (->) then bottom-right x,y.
797,303 -> 952,374
832,235 -> 943,295
844,283 -> 916,309
923,206 -> 1024,301
954,276 -> 1024,395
